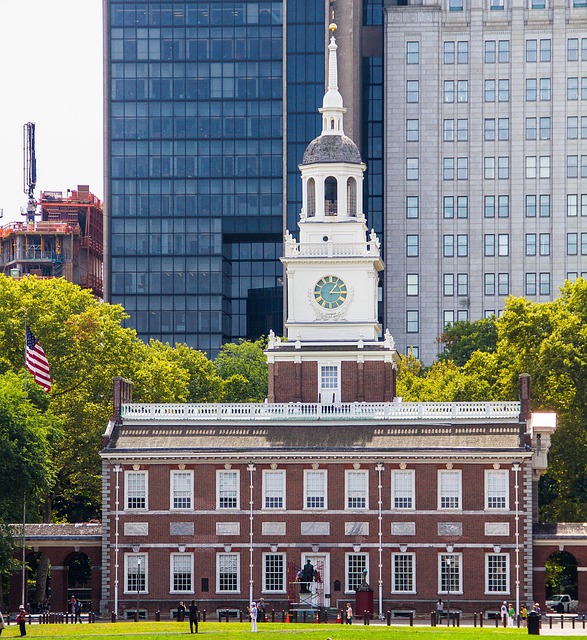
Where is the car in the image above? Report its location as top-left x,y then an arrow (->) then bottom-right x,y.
545,595 -> 578,613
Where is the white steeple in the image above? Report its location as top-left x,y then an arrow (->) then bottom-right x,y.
320,25 -> 345,136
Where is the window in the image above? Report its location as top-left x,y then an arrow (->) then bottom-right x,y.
406,235 -> 419,257
568,194 -> 578,217
583,195 -> 587,216
498,195 -> 509,217
304,469 -> 327,509
582,155 -> 587,178
484,273 -> 495,296
539,156 -> 550,179
498,273 -> 509,296
491,0 -> 504,8
263,553 -> 285,592
485,158 -> 495,180
457,196 -> 468,218
568,116 -> 578,139
406,196 -> 419,218
568,155 -> 578,178
540,78 -> 551,100
406,310 -> 419,333
438,470 -> 461,509
406,158 -> 419,180
526,117 -> 537,140
526,195 -> 537,217
486,554 -> 509,593
485,40 -> 496,63
392,470 -> 415,509
540,39 -> 551,62
526,78 -> 537,101
443,273 -> 454,296
583,37 -> 587,61
320,365 -> 339,402
531,0 -> 545,7
406,80 -> 419,103
569,38 -> 579,61
449,0 -> 463,10
444,235 -> 454,257
485,79 -> 495,102
568,272 -> 578,282
457,309 -> 468,320
346,470 -> 368,509
498,40 -> 510,63
263,470 -> 285,509
498,79 -> 509,101
457,157 -> 468,180
307,178 -> 316,217
568,77 -> 579,100
346,554 -> 368,592
498,118 -> 509,141
484,234 -> 495,257
407,119 -> 419,141
498,234 -> 509,256
526,39 -> 537,63
526,233 -> 537,256
171,471 -> 193,510
444,158 -> 454,180
439,554 -> 462,593
217,553 -> 239,592
497,157 -> 509,180
217,470 -> 239,509
539,117 -> 551,140
444,196 -> 454,218
526,156 -> 536,179
444,80 -> 455,103
171,553 -> 193,593
583,116 -> 587,139
457,41 -> 468,64
457,234 -> 468,257
539,272 -> 550,296
126,471 -> 147,510
484,119 -> 495,141
484,195 -> 495,217
125,553 -> 147,594
457,80 -> 468,102
406,41 -> 419,64
567,233 -> 578,255
443,310 -> 455,327
540,233 -> 550,256
347,178 -> 357,216
407,274 -> 419,296
539,195 -> 550,217
444,119 -> 455,142
526,273 -> 537,296
444,41 -> 455,64
457,273 -> 468,296
392,553 -> 415,593
583,233 -> 587,255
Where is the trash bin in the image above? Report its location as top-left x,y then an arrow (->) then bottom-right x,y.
527,611 -> 540,635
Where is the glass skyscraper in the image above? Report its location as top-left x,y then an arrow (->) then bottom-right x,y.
104,0 -> 383,355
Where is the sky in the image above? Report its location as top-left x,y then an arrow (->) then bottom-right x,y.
0,1 -> 103,224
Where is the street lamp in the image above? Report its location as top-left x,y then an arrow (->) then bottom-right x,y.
136,558 -> 141,622
446,556 -> 451,628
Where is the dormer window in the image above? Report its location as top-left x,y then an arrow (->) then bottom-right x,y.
307,178 -> 316,217
347,178 -> 357,217
325,177 -> 338,216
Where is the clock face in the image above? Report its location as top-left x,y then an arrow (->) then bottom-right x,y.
314,276 -> 348,309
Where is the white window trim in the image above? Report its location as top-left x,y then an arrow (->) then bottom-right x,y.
345,552 -> 369,594
345,469 -> 369,510
216,552 -> 241,594
438,553 -> 463,595
170,470 -> 194,511
391,469 -> 415,510
170,552 -> 195,594
485,469 -> 510,511
303,469 -> 328,510
318,362 -> 340,404
216,469 -> 240,510
262,552 -> 287,593
262,469 -> 286,510
485,553 -> 510,595
125,470 -> 148,511
391,552 -> 416,594
437,469 -> 462,510
124,552 -> 148,594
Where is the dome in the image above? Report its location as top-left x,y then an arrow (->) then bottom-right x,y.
302,134 -> 362,165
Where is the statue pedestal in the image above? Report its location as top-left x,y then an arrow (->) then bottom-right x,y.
355,590 -> 373,619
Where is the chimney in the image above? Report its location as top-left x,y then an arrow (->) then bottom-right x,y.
112,376 -> 133,421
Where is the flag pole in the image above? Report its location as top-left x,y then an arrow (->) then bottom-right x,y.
23,318 -> 27,392
21,492 -> 26,607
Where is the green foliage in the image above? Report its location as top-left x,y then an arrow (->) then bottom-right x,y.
437,317 -> 498,367
215,338 -> 268,402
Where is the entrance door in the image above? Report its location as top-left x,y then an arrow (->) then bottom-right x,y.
301,553 -> 330,608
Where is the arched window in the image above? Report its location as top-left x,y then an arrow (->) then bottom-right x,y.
347,178 -> 357,217
325,177 -> 337,215
307,178 -> 316,217
330,119 -> 335,130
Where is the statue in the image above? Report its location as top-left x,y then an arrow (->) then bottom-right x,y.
357,568 -> 372,592
299,559 -> 316,593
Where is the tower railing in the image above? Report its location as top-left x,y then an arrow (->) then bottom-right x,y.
284,241 -> 380,258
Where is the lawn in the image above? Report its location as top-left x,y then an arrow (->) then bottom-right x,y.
1,621 -> 526,639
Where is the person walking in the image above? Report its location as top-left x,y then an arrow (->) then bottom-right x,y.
188,600 -> 199,634
257,598 -> 266,622
508,603 -> 515,627
345,602 -> 353,624
500,601 -> 508,627
177,601 -> 186,622
17,605 -> 27,637
249,602 -> 258,632
436,599 -> 444,624
521,605 -> 528,628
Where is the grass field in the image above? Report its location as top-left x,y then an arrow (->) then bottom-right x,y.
0,621 -> 526,639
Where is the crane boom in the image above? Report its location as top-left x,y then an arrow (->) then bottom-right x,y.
23,122 -> 37,223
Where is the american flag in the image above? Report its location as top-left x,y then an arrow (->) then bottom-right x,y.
25,326 -> 51,392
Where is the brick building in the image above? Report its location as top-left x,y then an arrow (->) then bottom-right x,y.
99,28 -> 557,619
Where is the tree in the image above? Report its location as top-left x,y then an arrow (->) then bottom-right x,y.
436,317 -> 498,367
214,338 -> 268,402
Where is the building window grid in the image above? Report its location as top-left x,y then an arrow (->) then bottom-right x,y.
218,553 -> 239,592
126,471 -> 147,510
406,80 -> 419,103
218,470 -> 239,509
171,471 -> 193,510
498,158 -> 509,180
457,196 -> 468,218
406,310 -> 419,333
485,158 -> 495,180
392,470 -> 414,509
439,553 -> 462,593
125,554 -> 147,594
526,234 -> 537,256
444,273 -> 455,296
172,553 -> 193,593
406,196 -> 419,218
263,553 -> 285,592
498,79 -> 509,101
407,119 -> 419,142
498,273 -> 509,296
486,470 -> 508,509
406,41 -> 419,65
457,234 -> 468,257
444,196 -> 455,218
392,553 -> 415,593
263,470 -> 285,509
407,274 -> 419,296
526,273 -> 537,296
346,470 -> 368,509
498,195 -> 509,217
498,234 -> 509,257
540,78 -> 551,101
484,273 -> 496,296
484,234 -> 495,257
346,554 -> 368,593
407,234 -> 419,257
539,272 -> 551,296
567,233 -> 578,255
540,233 -> 551,256
305,470 -> 327,509
439,470 -> 461,510
486,554 -> 509,593
457,273 -> 468,296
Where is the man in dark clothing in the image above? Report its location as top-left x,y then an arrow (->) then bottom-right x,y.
177,601 -> 186,622
188,600 -> 199,633
257,598 -> 266,622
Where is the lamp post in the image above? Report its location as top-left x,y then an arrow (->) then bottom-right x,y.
136,558 -> 141,622
446,556 -> 451,628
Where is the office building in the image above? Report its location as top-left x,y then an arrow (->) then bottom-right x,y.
103,0 -> 384,355
385,0 -> 587,363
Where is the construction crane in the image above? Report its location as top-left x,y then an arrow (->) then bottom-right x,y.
22,122 -> 37,223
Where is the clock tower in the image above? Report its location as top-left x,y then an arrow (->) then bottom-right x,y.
266,25 -> 399,405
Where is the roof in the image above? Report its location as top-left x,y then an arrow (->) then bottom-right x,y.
302,134 -> 362,165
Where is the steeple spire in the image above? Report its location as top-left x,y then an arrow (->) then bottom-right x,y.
319,24 -> 345,136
